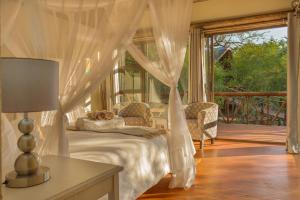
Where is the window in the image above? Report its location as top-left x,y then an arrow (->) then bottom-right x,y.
213,27 -> 287,92
211,27 -> 287,125
113,41 -> 189,107
114,52 -> 146,104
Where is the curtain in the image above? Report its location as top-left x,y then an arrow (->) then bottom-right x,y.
0,114 -> 19,182
0,0 -> 24,183
128,0 -> 195,188
287,13 -> 300,153
3,0 -> 146,156
91,82 -> 107,111
0,0 -> 23,51
2,0 -> 196,189
91,76 -> 112,111
189,27 -> 207,103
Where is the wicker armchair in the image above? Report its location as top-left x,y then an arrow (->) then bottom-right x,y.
185,102 -> 218,149
118,102 -> 152,127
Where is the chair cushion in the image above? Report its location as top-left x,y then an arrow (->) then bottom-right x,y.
118,103 -> 152,127
185,103 -> 211,119
187,119 -> 198,132
186,119 -> 201,140
123,117 -> 146,126
119,103 -> 149,118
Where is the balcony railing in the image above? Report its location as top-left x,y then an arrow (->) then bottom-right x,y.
214,92 -> 287,126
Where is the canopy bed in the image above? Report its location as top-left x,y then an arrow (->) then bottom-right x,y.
68,127 -> 169,200
66,109 -> 170,199
0,0 -> 195,198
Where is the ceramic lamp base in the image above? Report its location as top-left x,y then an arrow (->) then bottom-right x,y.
5,166 -> 50,188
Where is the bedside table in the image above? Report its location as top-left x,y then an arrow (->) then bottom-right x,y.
2,155 -> 123,200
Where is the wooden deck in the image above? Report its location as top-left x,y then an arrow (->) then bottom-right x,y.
138,140 -> 300,200
217,123 -> 286,144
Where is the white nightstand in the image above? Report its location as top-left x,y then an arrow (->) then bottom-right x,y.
2,156 -> 123,200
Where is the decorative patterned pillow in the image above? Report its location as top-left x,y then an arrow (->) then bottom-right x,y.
105,111 -> 114,120
87,110 -> 115,120
87,112 -> 98,120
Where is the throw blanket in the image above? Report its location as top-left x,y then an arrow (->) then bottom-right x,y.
77,126 -> 166,139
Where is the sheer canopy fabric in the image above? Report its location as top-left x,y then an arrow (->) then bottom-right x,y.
3,0 -> 146,156
1,0 -> 196,189
0,0 -> 23,50
0,114 -> 19,182
287,13 -> 300,153
128,0 -> 195,188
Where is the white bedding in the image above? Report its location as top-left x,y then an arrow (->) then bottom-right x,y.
67,130 -> 170,200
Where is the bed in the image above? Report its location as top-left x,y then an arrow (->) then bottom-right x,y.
67,127 -> 170,200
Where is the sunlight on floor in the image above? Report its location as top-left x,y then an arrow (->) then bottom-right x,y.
139,140 -> 300,200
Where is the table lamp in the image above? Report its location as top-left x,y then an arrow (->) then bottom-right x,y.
0,57 -> 59,188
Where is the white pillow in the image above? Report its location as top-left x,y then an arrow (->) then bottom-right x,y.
75,117 -> 125,131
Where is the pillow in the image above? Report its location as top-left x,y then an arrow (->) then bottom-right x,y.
75,117 -> 125,131
87,112 -> 98,120
105,111 -> 114,120
87,110 -> 115,120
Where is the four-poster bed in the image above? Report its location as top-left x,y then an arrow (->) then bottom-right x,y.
1,0 -> 297,199
0,0 -> 195,199
68,128 -> 170,200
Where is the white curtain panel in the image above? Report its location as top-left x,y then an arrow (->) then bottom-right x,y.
3,0 -> 146,156
189,28 -> 207,103
287,13 -> 300,153
0,0 -> 24,49
0,114 -> 20,182
128,0 -> 195,188
2,0 -> 196,189
127,44 -> 170,86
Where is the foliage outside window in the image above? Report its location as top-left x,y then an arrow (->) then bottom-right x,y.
213,27 -> 287,126
214,29 -> 287,92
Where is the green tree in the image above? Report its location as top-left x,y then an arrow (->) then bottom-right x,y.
215,39 -> 287,92
214,31 -> 266,49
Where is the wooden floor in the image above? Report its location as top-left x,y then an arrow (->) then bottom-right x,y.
217,123 -> 286,144
138,140 -> 300,200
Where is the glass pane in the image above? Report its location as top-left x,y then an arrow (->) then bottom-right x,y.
212,27 -> 287,126
113,40 -> 189,113
178,45 -> 189,104
213,27 -> 287,92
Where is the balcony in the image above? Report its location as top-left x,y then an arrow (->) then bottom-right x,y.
215,92 -> 287,125
214,92 -> 287,144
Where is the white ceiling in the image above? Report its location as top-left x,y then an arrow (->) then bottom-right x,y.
192,0 -> 293,23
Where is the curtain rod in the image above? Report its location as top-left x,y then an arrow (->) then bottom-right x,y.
191,11 -> 288,29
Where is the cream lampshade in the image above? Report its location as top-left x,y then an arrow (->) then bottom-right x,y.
1,58 -> 59,113
0,57 -> 59,188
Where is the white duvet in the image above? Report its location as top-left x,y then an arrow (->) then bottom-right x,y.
67,130 -> 170,200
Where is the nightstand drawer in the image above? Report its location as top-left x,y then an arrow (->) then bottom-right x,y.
66,175 -> 117,200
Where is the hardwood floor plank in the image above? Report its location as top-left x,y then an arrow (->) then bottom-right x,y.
138,140 -> 300,200
217,123 -> 286,144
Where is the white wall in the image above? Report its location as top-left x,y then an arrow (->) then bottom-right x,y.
192,0 -> 293,23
